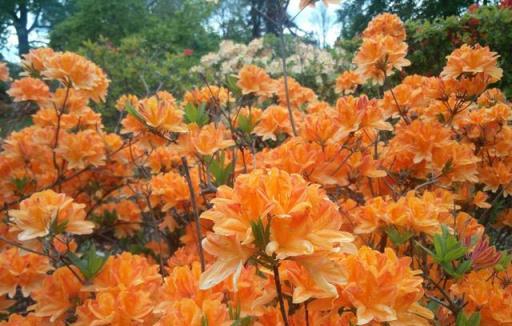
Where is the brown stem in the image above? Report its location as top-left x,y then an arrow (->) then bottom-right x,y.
273,262 -> 289,326
181,156 -> 206,272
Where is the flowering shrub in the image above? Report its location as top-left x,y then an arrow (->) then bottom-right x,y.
192,37 -> 349,99
1,12 -> 512,326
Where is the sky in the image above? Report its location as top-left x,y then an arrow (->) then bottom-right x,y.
1,0 -> 341,62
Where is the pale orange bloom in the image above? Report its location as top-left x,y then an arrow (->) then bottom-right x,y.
30,267 -> 86,322
136,95 -> 187,133
253,105 -> 296,141
276,77 -> 316,108
92,252 -> 161,294
154,298 -> 229,326
21,48 -> 55,73
237,64 -> 276,97
0,247 -> 50,297
0,62 -> 9,82
362,13 -> 406,41
96,200 -> 142,238
185,123 -> 235,156
199,234 -> 254,290
55,130 -> 106,170
301,110 -> 338,145
441,44 -> 503,82
42,52 -> 103,88
184,86 -> 231,107
451,269 -> 512,325
9,190 -> 94,241
335,70 -> 361,94
7,77 -> 50,103
75,290 -> 155,325
341,246 -> 432,325
353,35 -> 410,84
115,94 -> 139,111
283,254 -> 347,303
150,170 -> 200,212
224,265 -> 275,316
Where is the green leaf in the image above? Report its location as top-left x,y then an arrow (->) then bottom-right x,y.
184,103 -> 209,126
385,226 -> 413,245
456,311 -> 481,326
207,152 -> 234,186
67,244 -> 109,280
11,176 -> 31,193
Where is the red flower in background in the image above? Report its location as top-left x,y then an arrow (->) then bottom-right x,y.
183,48 -> 194,56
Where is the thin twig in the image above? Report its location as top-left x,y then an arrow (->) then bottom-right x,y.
181,157 -> 206,272
273,262 -> 289,326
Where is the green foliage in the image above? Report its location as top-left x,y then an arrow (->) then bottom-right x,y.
250,217 -> 271,252
385,226 -> 414,245
336,0 -> 480,39
419,225 -> 472,278
406,5 -> 512,96
184,103 -> 209,127
50,0 -> 151,50
456,311 -> 481,326
67,243 -> 109,280
207,152 -> 234,187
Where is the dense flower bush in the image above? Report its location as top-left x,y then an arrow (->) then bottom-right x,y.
0,12 -> 512,326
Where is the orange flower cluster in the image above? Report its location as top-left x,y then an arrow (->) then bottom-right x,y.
353,13 -> 410,84
0,11 -> 512,325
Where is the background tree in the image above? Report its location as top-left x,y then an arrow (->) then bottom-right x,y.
49,0 -> 150,50
336,0 -> 499,38
0,0 -> 66,56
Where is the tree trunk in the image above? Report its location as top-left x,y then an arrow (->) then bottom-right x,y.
250,0 -> 263,38
14,3 -> 31,56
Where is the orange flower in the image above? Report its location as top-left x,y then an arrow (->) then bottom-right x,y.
0,62 -> 9,82
91,252 -> 161,294
451,269 -> 512,325
335,70 -> 361,94
276,77 -> 316,108
136,95 -> 187,133
362,13 -> 406,41
199,234 -> 254,290
115,94 -> 139,111
200,168 -> 354,289
353,35 -> 410,84
237,64 -> 276,97
21,48 -> 55,73
42,52 -> 109,102
150,170 -> 200,212
9,190 -> 94,241
97,200 -> 142,238
0,247 -> 50,297
30,267 -> 86,322
75,290 -> 155,325
55,130 -> 106,170
185,123 -> 235,156
7,77 -> 50,103
341,246 -> 432,325
154,298 -> 229,326
283,254 -> 347,303
253,105 -> 296,141
441,44 -> 503,82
